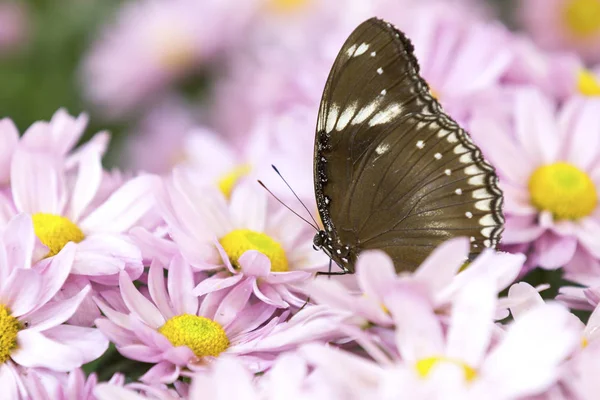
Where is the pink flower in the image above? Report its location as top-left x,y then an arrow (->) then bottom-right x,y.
156,175 -> 326,307
303,278 -> 580,399
305,238 -> 523,326
519,0 -> 600,64
470,88 -> 600,271
3,149 -> 158,283
20,369 -> 125,400
0,109 -> 109,186
81,0 -> 256,118
0,214 -> 109,398
94,256 -> 286,384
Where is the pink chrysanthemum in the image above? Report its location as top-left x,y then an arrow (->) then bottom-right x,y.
156,175 -> 326,307
470,88 -> 600,271
305,238 -> 523,327
0,214 -> 108,398
2,149 -> 157,283
94,256 -> 286,384
519,0 -> 600,64
81,0 -> 256,118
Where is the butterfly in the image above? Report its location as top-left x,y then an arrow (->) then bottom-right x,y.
312,17 -> 504,274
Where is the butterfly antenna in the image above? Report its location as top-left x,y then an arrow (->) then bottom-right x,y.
271,165 -> 321,229
257,180 -> 319,231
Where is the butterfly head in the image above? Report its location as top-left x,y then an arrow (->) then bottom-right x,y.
313,230 -> 355,274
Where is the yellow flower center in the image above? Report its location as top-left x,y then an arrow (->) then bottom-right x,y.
32,213 -> 85,257
577,69 -> 600,96
528,162 -> 597,220
219,229 -> 289,272
158,314 -> 229,358
0,305 -> 22,364
217,164 -> 251,199
562,0 -> 600,37
153,27 -> 196,71
582,336 -> 589,348
416,356 -> 477,382
267,0 -> 311,13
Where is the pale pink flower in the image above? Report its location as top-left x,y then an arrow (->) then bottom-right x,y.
305,278 -> 580,399
0,109 -> 109,186
0,214 -> 109,398
20,369 -> 125,400
82,0 -> 257,118
305,238 -> 524,326
156,175 -> 326,307
519,0 -> 600,64
94,256 -> 285,384
470,88 -> 600,271
4,149 -> 158,283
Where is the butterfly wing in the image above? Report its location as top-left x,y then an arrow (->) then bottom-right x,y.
314,18 -> 504,272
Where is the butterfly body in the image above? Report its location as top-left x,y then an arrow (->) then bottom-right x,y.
313,18 -> 504,273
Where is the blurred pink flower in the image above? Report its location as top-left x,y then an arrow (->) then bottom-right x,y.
304,278 -> 580,399
82,0 -> 257,118
0,3 -> 29,54
519,0 -> 600,64
305,239 -> 523,326
21,369 -> 125,400
2,150 -> 158,284
0,214 -> 108,398
156,175 -> 327,306
122,97 -> 198,174
470,89 -> 600,270
94,256 -> 285,384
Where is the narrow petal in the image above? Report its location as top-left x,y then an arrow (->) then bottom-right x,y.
229,181 -> 267,231
26,285 -> 91,331
80,175 -> 160,233
139,361 -> 180,384
414,237 -> 470,294
94,384 -> 148,400
446,279 -> 496,366
536,233 -> 577,269
193,273 -> 243,297
559,97 -> 600,171
214,279 -> 254,328
148,259 -> 175,319
119,271 -> 165,329
508,282 -> 545,320
239,250 -> 271,277
43,324 -> 109,364
67,152 -> 102,222
0,118 -> 19,184
1,269 -> 42,317
3,213 -> 34,272
167,255 -> 198,315
36,242 -> 75,306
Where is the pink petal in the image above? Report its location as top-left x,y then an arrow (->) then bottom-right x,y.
162,345 -> 195,365
192,273 -> 243,297
1,269 -> 42,316
2,213 -> 34,272
129,316 -> 171,350
117,344 -> 163,363
414,237 -> 470,293
225,302 -> 276,338
94,384 -> 147,400
12,329 -> 85,371
215,279 -> 254,328
36,242 -> 75,306
148,259 -> 175,319
139,361 -> 180,384
536,233 -> 577,269
514,89 -> 559,165
254,280 -> 288,308
356,250 -> 397,302
502,215 -> 545,244
559,97 -> 600,171
11,150 -> 66,214
167,255 -> 198,316
446,278 -> 496,366
508,282 -> 545,320
80,175 -> 160,233
386,288 -> 444,362
119,271 -> 165,329
0,364 -> 20,400
43,324 -> 109,363
239,250 -> 271,277
66,152 -> 102,222
229,180 -> 267,231
26,285 -> 91,331
95,319 -> 135,346
73,234 -> 141,276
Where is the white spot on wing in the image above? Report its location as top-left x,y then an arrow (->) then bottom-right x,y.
352,99 -> 381,125
381,89 -> 387,95
416,140 -> 425,149
468,175 -> 485,185
464,165 -> 480,175
354,43 -> 369,56
377,67 -> 383,75
434,153 -> 442,160
368,103 -> 403,126
479,214 -> 496,226
455,189 -> 462,195
375,143 -> 390,155
466,212 -> 473,218
326,104 -> 339,133
336,102 -> 358,131
444,169 -> 452,176
370,51 -> 376,57
346,44 -> 357,57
